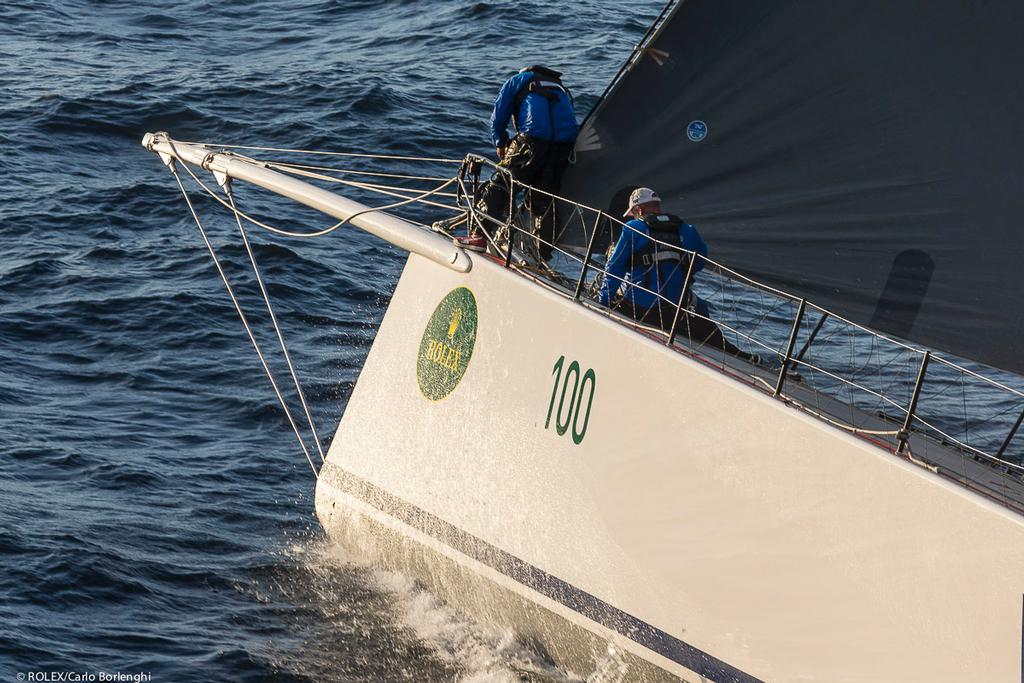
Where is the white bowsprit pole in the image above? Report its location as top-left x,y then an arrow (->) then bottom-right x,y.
141,132 -> 473,273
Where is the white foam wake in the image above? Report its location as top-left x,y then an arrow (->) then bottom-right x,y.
372,567 -> 583,682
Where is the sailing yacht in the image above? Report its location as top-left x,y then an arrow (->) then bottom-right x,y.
144,2 -> 1024,681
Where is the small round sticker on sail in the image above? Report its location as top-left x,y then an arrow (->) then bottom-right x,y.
417,287 -> 478,401
687,119 -> 708,142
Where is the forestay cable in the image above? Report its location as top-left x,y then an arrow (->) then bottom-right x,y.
225,181 -> 327,464
169,162 -> 320,478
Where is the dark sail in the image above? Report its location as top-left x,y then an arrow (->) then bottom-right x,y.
561,0 -> 1024,375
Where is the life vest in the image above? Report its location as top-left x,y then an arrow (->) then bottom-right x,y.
632,213 -> 690,288
513,65 -> 573,111
512,66 -> 574,143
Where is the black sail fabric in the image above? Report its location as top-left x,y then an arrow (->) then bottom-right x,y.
561,0 -> 1024,375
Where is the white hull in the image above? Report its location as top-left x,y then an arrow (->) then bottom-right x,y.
317,252 -> 1024,682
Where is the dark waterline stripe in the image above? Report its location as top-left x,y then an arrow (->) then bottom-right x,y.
320,462 -> 762,683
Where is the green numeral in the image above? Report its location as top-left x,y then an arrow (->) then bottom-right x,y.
572,369 -> 596,445
556,361 -> 580,436
545,355 -> 564,429
545,356 -> 597,445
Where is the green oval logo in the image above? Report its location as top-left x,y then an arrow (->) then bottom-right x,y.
417,287 -> 478,401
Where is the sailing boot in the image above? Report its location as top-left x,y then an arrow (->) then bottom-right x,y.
455,231 -> 487,252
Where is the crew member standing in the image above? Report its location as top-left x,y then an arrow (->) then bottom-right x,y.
458,65 -> 578,259
600,187 -> 760,363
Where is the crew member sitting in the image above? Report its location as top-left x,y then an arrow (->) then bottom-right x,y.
458,65 -> 578,259
600,187 -> 759,363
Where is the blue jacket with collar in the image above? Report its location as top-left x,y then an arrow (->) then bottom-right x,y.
599,217 -> 708,309
490,70 -> 579,147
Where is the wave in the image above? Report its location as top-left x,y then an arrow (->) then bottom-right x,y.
37,96 -> 224,141
0,1 -> 661,679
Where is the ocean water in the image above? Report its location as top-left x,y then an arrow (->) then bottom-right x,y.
0,1 -> 663,681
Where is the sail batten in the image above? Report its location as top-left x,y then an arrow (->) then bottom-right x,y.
562,0 -> 1024,375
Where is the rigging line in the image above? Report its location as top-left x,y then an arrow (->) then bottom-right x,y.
177,140 -> 462,164
578,0 -> 680,132
330,177 -> 460,200
169,165 -> 320,478
960,370 -> 971,449
266,163 -> 461,206
173,154 -> 458,238
225,184 -> 326,464
788,356 -> 913,417
735,292 -> 795,342
751,375 -> 902,436
312,175 -> 459,201
929,353 -> 1024,401
861,341 -> 911,381
912,412 -> 1024,472
263,161 -> 453,183
913,368 -> 963,406
263,160 -> 461,203
359,184 -> 458,199
171,140 -> 461,206
165,139 -> 347,237
264,160 -> 457,192
959,397 -> 1024,432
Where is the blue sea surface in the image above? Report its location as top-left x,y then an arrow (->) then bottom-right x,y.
0,2 -> 662,681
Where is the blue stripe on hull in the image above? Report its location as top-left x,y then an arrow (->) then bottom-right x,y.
320,463 -> 762,683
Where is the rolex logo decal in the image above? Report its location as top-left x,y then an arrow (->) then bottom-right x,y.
417,287 -> 478,401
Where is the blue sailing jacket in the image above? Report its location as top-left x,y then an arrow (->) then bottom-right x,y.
490,70 -> 579,147
600,218 -> 708,309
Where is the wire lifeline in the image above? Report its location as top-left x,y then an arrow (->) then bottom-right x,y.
473,171 -> 978,449
225,183 -> 326,464
749,375 -> 902,436
491,177 -> 958,400
469,155 -> 1022,466
169,164 -> 321,478
913,412 -> 1024,472
466,154 -> 962,356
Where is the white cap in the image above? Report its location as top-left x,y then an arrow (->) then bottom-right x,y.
624,187 -> 660,217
